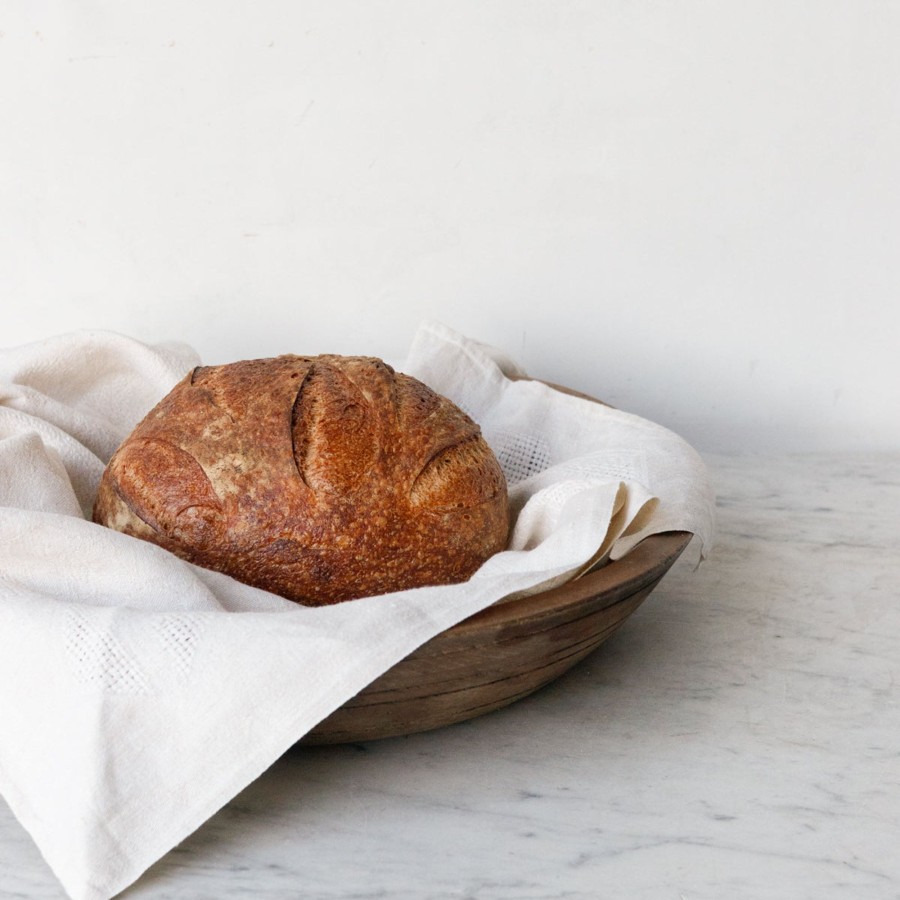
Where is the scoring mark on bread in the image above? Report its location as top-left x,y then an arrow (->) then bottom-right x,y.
291,362 -> 378,495
112,438 -> 224,541
290,366 -> 316,489
190,365 -> 237,424
410,433 -> 502,509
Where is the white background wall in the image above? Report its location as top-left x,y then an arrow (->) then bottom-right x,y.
3,1 -> 898,453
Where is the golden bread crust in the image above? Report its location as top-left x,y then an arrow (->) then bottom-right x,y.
93,355 -> 509,605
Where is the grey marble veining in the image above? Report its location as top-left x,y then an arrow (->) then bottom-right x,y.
2,452 -> 899,899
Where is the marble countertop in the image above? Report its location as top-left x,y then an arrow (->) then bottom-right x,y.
3,452 -> 898,899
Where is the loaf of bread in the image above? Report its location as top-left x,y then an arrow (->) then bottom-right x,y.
93,354 -> 509,605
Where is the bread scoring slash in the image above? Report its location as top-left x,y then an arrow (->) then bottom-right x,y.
93,355 -> 509,606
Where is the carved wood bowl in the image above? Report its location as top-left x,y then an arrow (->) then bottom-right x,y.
303,380 -> 692,744
303,529 -> 691,744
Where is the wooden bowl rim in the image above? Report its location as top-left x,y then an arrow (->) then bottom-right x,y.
450,530 -> 692,637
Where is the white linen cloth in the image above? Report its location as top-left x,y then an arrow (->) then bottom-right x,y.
0,321 -> 715,900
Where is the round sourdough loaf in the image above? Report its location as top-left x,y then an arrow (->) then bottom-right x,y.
93,355 -> 509,606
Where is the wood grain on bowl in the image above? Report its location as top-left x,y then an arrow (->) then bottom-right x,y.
305,531 -> 690,744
